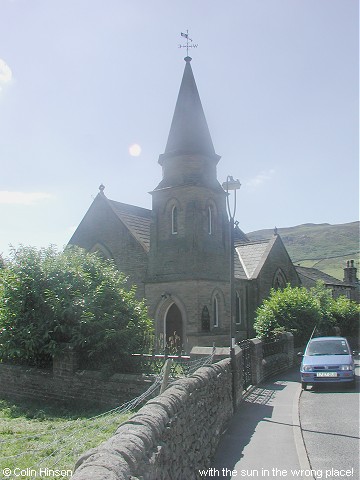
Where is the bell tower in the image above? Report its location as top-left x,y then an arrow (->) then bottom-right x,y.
147,56 -> 229,282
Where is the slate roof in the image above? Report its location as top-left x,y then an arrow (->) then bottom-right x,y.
295,266 -> 350,287
234,225 -> 250,243
235,239 -> 273,279
234,251 -> 248,280
107,199 -> 151,252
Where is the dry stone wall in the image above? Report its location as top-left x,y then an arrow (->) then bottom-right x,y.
0,363 -> 154,409
73,359 -> 234,480
71,336 -> 293,480
0,335 -> 294,480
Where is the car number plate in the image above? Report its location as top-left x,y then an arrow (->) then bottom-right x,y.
316,372 -> 337,377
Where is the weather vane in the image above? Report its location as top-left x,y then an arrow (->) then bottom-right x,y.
178,30 -> 198,57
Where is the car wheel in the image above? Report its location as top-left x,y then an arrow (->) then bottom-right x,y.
301,382 -> 307,390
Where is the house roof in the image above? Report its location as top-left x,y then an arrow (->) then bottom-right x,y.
295,266 -> 351,287
234,238 -> 273,280
107,198 -> 151,252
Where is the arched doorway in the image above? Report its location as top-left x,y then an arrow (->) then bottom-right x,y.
165,303 -> 183,353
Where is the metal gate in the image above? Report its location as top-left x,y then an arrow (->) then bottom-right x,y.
239,339 -> 253,389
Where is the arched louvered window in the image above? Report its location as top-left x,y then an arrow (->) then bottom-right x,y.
90,243 -> 112,260
172,206 -> 178,234
235,292 -> 242,325
273,269 -> 287,289
213,296 -> 219,327
208,206 -> 212,235
201,306 -> 210,332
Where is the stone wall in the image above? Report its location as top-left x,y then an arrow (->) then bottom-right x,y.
0,335 -> 294,480
0,363 -> 154,409
73,359 -> 235,480
72,335 -> 294,480
251,333 -> 294,385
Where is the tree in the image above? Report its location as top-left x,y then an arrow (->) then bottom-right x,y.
309,281 -> 359,339
253,284 -> 322,345
254,282 -> 360,346
308,281 -> 337,336
0,245 -> 153,368
330,295 -> 360,339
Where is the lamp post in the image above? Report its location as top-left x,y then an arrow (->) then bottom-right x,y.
222,175 -> 241,410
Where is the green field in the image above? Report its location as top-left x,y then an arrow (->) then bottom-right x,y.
0,398 -> 130,480
247,221 -> 359,280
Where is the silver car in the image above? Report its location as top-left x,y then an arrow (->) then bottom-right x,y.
300,336 -> 355,390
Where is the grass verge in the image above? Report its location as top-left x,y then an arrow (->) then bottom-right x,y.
0,398 -> 131,479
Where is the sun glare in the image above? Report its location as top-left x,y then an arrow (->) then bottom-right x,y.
129,143 -> 142,157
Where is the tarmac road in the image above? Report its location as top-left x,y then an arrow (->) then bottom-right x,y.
207,368 -> 306,480
299,360 -> 360,480
206,362 -> 359,480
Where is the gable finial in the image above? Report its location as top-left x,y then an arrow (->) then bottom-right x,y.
179,30 -> 198,58
99,184 -> 105,194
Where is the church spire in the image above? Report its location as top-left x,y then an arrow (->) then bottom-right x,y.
160,56 -> 218,162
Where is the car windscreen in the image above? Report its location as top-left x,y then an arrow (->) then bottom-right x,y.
306,339 -> 350,356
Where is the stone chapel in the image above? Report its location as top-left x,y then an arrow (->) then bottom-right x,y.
69,56 -> 301,353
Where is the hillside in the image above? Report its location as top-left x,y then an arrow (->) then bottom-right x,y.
247,221 -> 359,280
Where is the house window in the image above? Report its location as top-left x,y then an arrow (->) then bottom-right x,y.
213,296 -> 219,327
172,206 -> 178,234
207,206 -> 212,235
235,292 -> 241,325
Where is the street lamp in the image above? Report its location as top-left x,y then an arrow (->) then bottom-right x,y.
222,175 -> 241,411
222,175 -> 241,351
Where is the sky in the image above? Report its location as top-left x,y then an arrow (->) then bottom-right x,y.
0,0 -> 358,258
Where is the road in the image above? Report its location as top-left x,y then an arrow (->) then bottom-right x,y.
299,359 -> 360,480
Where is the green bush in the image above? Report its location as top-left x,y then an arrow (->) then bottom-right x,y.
0,245 -> 153,369
254,285 -> 322,345
254,282 -> 360,345
309,281 -> 337,336
330,295 -> 360,339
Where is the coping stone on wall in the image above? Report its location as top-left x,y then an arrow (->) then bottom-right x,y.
127,405 -> 170,439
100,440 -> 147,473
145,392 -> 183,418
193,364 -> 223,382
155,383 -> 190,412
114,423 -> 155,452
170,375 -> 203,394
74,450 -> 132,480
